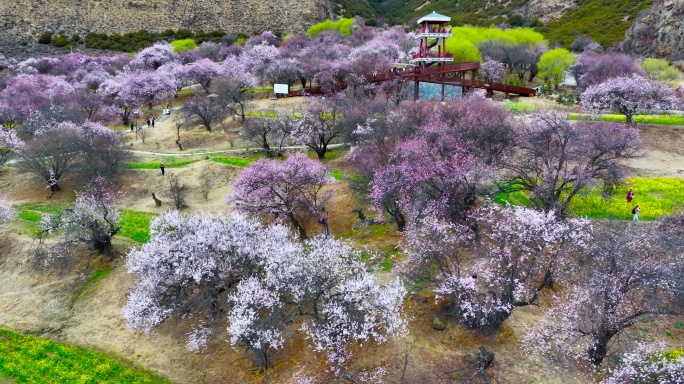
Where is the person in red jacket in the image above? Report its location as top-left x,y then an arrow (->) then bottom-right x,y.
626,189 -> 634,203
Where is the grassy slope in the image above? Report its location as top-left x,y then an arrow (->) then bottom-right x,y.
539,0 -> 651,48
0,329 -> 172,384
496,177 -> 684,220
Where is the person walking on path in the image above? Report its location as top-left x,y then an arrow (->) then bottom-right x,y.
632,205 -> 640,221
160,163 -> 165,176
130,123 -> 134,132
151,116 -> 155,128
147,118 -> 151,128
626,189 -> 634,203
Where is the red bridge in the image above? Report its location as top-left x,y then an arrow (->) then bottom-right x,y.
367,62 -> 537,99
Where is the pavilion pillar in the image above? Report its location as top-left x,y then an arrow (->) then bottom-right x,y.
441,72 -> 445,101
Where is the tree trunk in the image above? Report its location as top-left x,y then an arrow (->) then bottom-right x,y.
288,213 -> 307,239
588,335 -> 610,366
320,220 -> 330,237
386,207 -> 406,231
625,113 -> 634,124
262,137 -> 272,157
315,146 -> 326,159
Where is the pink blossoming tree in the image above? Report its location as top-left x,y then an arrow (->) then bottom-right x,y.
230,153 -> 334,238
503,113 -> 643,217
291,97 -> 348,159
38,176 -> 121,259
479,57 -> 505,83
581,74 -> 677,123
120,70 -> 177,110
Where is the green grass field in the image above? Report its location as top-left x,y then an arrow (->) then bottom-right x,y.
496,178 -> 684,220
570,178 -> 684,220
0,328 -> 172,383
128,161 -> 195,169
569,113 -> 684,125
117,210 -> 156,243
504,102 -> 539,111
210,156 -> 256,167
15,202 -> 72,234
15,203 -> 155,243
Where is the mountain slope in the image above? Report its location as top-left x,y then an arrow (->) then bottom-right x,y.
623,0 -> 684,60
0,0 -> 328,52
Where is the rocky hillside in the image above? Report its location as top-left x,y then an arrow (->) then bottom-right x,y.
0,0 -> 329,57
624,0 -> 684,61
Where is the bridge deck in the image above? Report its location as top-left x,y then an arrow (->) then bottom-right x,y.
367,62 -> 536,97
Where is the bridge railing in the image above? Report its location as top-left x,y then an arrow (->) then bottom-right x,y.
411,52 -> 454,60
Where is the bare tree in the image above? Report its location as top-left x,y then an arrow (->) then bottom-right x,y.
181,94 -> 227,132
198,166 -> 215,200
75,122 -> 130,179
165,173 -> 189,209
213,77 -> 251,122
174,119 -> 185,150
18,127 -> 81,190
240,115 -> 291,157
137,126 -> 149,144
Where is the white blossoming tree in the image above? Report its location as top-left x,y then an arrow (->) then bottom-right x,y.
38,176 -> 121,261
123,212 -> 406,372
403,205 -> 590,330
581,74 -> 677,123
0,199 -> 16,225
524,223 -> 684,366
601,345 -> 684,384
0,126 -> 24,166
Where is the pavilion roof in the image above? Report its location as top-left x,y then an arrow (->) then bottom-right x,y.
417,11 -> 451,24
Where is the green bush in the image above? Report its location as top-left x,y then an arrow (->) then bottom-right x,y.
51,35 -> 71,48
307,18 -> 356,38
81,29 -> 226,52
445,39 -> 482,63
450,26 -> 545,46
175,29 -> 193,40
641,58 -> 682,84
37,32 -> 53,44
170,38 -> 197,53
538,48 -> 576,87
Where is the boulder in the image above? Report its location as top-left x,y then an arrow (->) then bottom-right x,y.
432,317 -> 445,330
